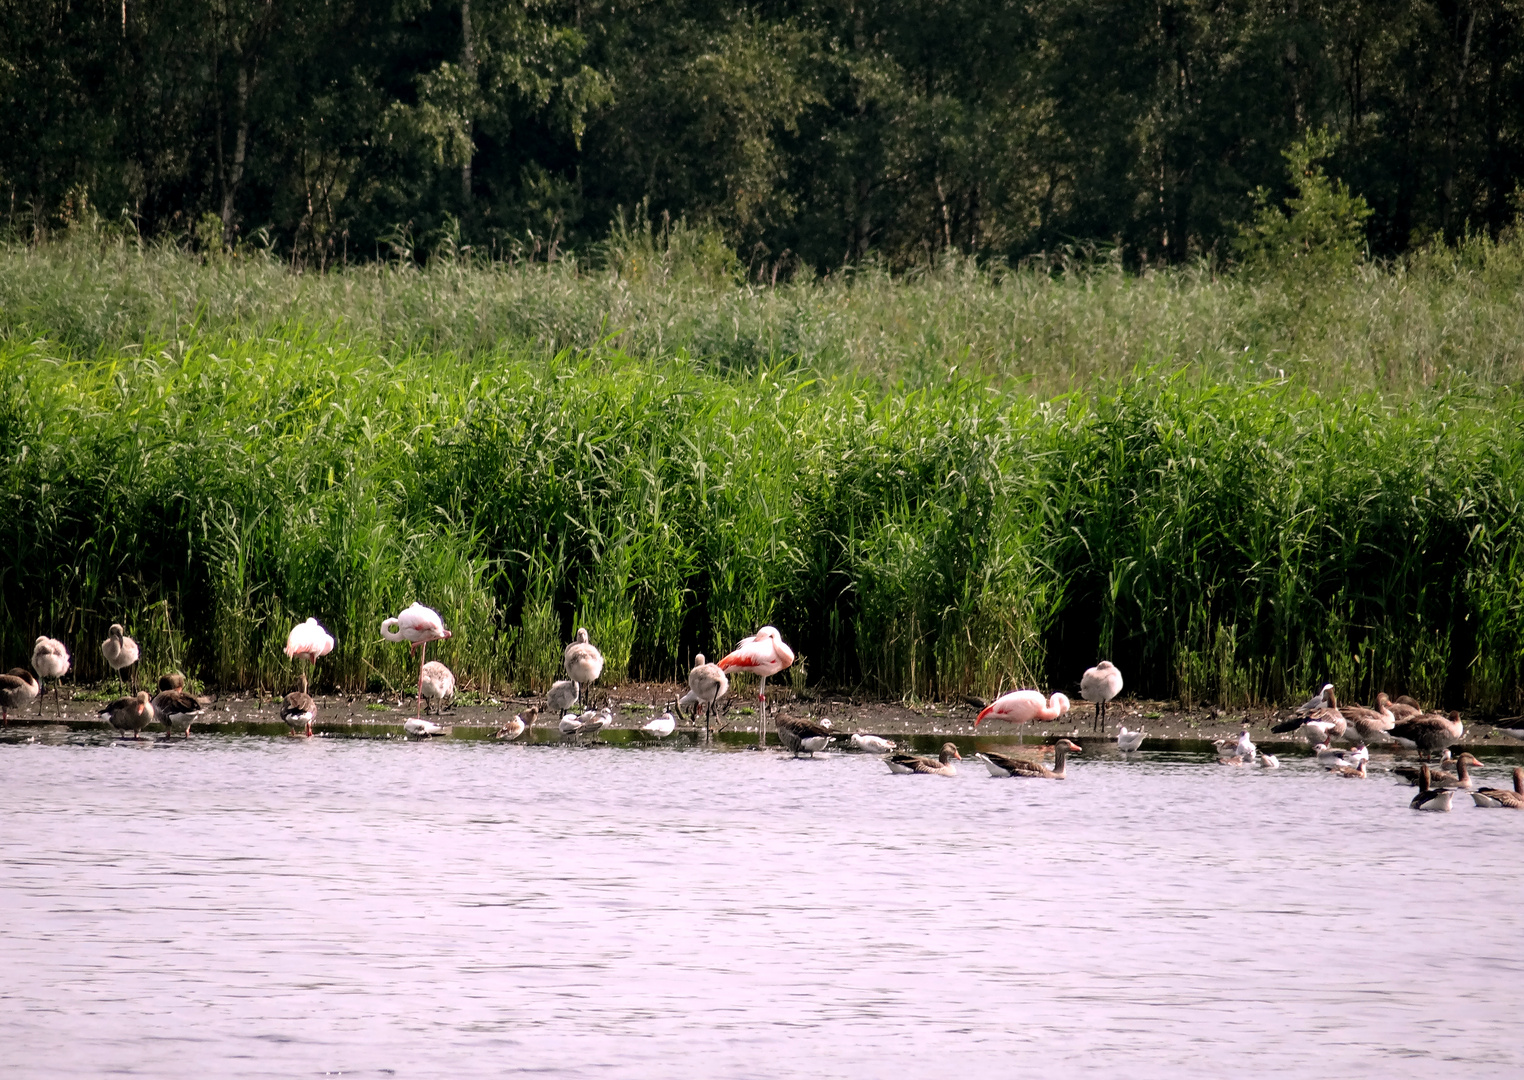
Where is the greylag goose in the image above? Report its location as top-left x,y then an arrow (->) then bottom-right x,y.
1274,687 -> 1346,744
419,660 -> 455,715
1410,764 -> 1455,812
152,680 -> 204,738
1331,759 -> 1368,779
1342,694 -> 1396,745
494,706 -> 536,740
31,636 -> 70,715
1390,710 -> 1464,761
281,673 -> 317,737
1080,661 -> 1123,731
849,732 -> 896,753
776,714 -> 832,757
1471,767 -> 1524,809
1116,725 -> 1145,754
977,738 -> 1081,779
562,628 -> 605,707
101,624 -> 140,691
640,708 -> 676,738
0,668 -> 40,725
680,653 -> 729,740
887,742 -> 962,776
717,626 -> 795,748
100,691 -> 154,738
1394,749 -> 1455,786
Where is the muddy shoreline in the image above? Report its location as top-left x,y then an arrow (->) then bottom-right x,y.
7,681 -> 1524,759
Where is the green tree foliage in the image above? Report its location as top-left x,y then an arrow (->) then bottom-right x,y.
1236,128 -> 1374,275
0,0 -> 1520,266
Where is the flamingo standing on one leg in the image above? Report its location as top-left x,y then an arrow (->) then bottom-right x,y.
717,626 -> 794,749
31,637 -> 71,716
975,690 -> 1071,743
680,653 -> 729,742
381,603 -> 451,720
284,617 -> 335,731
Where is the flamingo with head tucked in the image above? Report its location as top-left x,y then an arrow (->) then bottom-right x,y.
101,624 -> 140,692
284,617 -> 334,718
31,637 -> 70,715
717,626 -> 794,748
975,690 -> 1071,743
381,603 -> 452,720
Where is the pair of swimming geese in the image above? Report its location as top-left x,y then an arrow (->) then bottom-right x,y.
771,713 -> 1081,779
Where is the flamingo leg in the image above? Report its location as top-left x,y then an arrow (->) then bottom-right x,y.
757,674 -> 768,749
416,641 -> 427,719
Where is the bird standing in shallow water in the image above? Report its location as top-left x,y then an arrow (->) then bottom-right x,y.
100,691 -> 154,739
152,674 -> 203,738
494,707 -> 536,741
975,690 -> 1071,743
563,628 -> 605,708
1080,661 -> 1123,731
381,604 -> 451,721
718,627 -> 795,749
1116,725 -> 1145,755
282,673 -> 316,737
31,637 -> 70,716
420,661 -> 455,715
680,653 -> 729,741
101,624 -> 140,692
0,669 -> 40,725
640,709 -> 676,739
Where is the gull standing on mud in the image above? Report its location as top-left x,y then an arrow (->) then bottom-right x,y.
101,624 -> 140,691
563,628 -> 604,707
974,690 -> 1071,743
31,636 -> 70,715
381,603 -> 452,720
1080,661 -> 1122,731
718,626 -> 795,748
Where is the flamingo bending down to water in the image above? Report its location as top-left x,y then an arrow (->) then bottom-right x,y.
718,626 -> 794,748
31,636 -> 70,716
0,669 -> 40,725
680,653 -> 729,741
975,690 -> 1071,743
101,624 -> 140,691
1080,661 -> 1123,731
563,628 -> 605,706
381,604 -> 452,720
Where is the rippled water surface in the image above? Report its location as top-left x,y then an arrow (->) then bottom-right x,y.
3,736 -> 1521,1078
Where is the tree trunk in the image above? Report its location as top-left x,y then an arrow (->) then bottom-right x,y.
1442,1 -> 1477,234
219,63 -> 249,243
461,0 -> 476,214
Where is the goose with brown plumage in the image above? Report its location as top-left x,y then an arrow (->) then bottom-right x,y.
152,675 -> 204,738
0,668 -> 40,725
1341,693 -> 1397,745
281,673 -> 316,737
1390,710 -> 1464,761
1410,764 -> 1455,812
977,739 -> 1081,779
776,714 -> 832,758
1471,768 -> 1524,809
887,742 -> 962,776
1273,687 -> 1346,744
100,691 -> 154,739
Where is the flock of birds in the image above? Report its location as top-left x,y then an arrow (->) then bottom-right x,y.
3,611 -> 1522,809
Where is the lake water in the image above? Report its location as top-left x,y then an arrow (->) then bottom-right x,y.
2,735 -> 1521,1078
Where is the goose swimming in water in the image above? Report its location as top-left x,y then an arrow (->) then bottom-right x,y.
887,742 -> 961,776
1471,767 -> 1524,809
775,715 -> 832,757
1410,764 -> 1455,812
977,739 -> 1081,779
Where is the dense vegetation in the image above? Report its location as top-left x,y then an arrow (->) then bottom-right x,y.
5,0 -> 1522,268
3,236 -> 1523,709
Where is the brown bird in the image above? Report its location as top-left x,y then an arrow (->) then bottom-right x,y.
152,682 -> 204,738
977,739 -> 1082,779
1390,710 -> 1464,761
100,691 -> 155,739
1410,764 -> 1455,812
1341,693 -> 1397,745
775,714 -> 832,758
1471,767 -> 1524,809
1331,759 -> 1368,779
887,742 -> 962,776
1,668 -> 41,725
282,673 -> 316,737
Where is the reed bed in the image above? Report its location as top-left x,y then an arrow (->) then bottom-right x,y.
3,283 -> 1522,707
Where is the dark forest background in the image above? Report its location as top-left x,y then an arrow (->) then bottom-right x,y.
3,0 -> 1521,269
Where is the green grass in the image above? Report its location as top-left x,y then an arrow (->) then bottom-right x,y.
2,239 -> 1523,709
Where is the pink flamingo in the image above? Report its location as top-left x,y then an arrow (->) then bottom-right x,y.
975,690 -> 1072,743
717,626 -> 794,748
381,603 -> 452,719
284,618 -> 335,731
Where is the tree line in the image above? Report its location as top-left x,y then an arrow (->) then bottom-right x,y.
3,0 -> 1519,271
